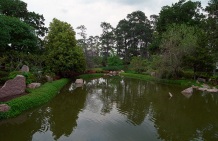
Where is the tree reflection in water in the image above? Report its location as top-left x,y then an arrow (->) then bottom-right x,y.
0,77 -> 218,141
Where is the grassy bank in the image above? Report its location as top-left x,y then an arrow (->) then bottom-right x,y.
121,73 -> 197,86
0,78 -> 69,119
78,73 -> 104,79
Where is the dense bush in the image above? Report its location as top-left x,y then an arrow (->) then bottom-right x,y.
129,56 -> 147,73
107,55 -> 123,66
8,71 -> 36,84
0,71 -> 9,84
102,65 -> 124,71
0,78 -> 69,119
182,70 -> 194,79
210,75 -> 218,85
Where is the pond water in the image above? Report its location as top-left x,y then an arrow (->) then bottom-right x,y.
0,76 -> 218,141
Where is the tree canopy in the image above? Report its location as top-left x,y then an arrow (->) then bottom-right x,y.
0,15 -> 37,53
45,18 -> 86,74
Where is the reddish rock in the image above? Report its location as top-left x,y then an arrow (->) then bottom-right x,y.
46,75 -> 53,82
75,79 -> 83,84
206,88 -> 218,93
197,78 -> 206,83
0,75 -> 26,99
0,104 -> 10,112
198,87 -> 207,91
20,65 -> 29,72
181,87 -> 193,94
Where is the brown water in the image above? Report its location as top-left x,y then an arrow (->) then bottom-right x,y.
0,76 -> 218,141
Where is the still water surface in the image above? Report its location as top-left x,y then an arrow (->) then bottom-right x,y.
0,76 -> 218,141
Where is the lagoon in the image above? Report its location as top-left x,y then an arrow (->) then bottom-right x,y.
0,76 -> 218,141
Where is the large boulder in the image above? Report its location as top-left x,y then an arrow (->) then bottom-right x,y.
75,79 -> 83,84
181,87 -> 193,98
181,87 -> 193,95
20,65 -> 29,72
197,78 -> 206,83
206,88 -> 218,93
75,79 -> 83,87
0,104 -> 10,112
0,75 -> 26,99
46,75 -> 53,82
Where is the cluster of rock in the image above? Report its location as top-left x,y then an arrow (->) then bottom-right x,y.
181,83 -> 218,98
192,84 -> 218,93
104,70 -> 125,76
0,65 -> 44,112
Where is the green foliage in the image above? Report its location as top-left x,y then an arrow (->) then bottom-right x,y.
129,56 -> 147,73
205,0 -> 218,60
102,66 -> 124,71
156,0 -> 204,33
149,32 -> 161,54
107,55 -> 123,66
0,0 -> 28,18
8,71 -> 36,84
121,73 -> 196,86
0,15 -> 37,53
45,18 -> 86,74
0,78 -> 69,119
182,27 -> 215,78
0,0 -> 47,40
89,68 -> 104,73
157,24 -> 199,78
181,70 -> 194,79
1,51 -> 45,72
210,75 -> 218,85
115,11 -> 152,63
100,22 -> 115,66
0,71 -> 9,84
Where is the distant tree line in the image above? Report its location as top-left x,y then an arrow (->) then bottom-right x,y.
0,0 -> 217,80
77,0 -> 218,79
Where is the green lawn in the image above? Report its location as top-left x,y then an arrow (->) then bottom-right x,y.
0,78 -> 69,119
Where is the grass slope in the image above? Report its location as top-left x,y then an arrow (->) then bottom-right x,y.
121,73 -> 197,86
0,78 -> 69,119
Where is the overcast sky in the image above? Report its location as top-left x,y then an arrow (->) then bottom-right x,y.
22,0 -> 208,39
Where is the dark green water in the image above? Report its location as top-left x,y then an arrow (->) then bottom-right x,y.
0,76 -> 218,141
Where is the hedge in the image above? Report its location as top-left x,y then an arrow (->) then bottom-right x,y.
0,78 -> 69,119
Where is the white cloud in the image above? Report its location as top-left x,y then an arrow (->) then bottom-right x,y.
22,0 -> 208,39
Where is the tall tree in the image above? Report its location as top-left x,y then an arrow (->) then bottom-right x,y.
86,35 -> 101,68
127,11 -> 152,58
158,24 -> 199,78
115,19 -> 129,61
45,18 -> 85,74
156,0 -> 204,33
76,25 -> 89,66
0,0 -> 27,18
0,0 -> 48,50
205,0 -> 218,61
100,22 -> 115,66
115,11 -> 152,64
0,15 -> 37,53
